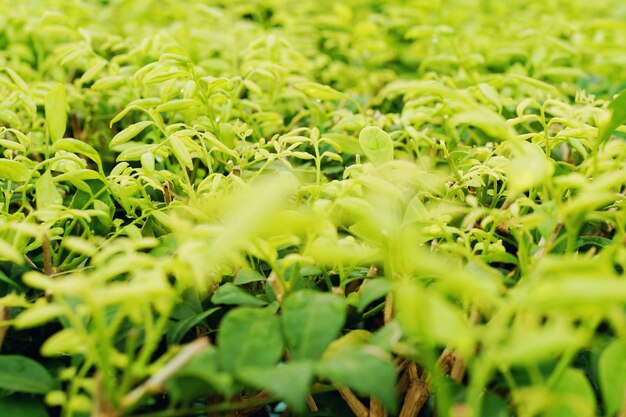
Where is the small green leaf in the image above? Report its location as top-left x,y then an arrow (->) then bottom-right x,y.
281,290 -> 346,360
237,362 -> 314,413
110,121 -> 154,147
234,269 -> 266,285
295,82 -> 350,101
0,355 -> 57,394
44,83 -> 67,142
0,159 -> 30,182
599,340 -> 626,416
53,138 -> 102,171
316,347 -> 397,413
358,126 -> 394,165
217,307 -> 284,372
598,89 -> 626,145
212,283 -> 268,307
36,170 -> 63,210
170,134 -> 193,170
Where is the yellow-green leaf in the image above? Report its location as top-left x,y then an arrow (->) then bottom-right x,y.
45,83 -> 67,142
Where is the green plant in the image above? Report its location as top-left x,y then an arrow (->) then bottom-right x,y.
1,0 -> 626,416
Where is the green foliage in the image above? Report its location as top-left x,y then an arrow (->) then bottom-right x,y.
0,0 -> 625,416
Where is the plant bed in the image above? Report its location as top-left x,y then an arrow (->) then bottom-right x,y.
1,1 -> 626,416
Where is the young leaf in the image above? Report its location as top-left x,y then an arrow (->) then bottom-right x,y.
217,307 -> 284,372
598,89 -> 626,145
0,355 -> 57,394
36,170 -> 63,210
599,340 -> 626,416
358,126 -> 394,165
53,138 -> 102,171
0,159 -> 30,182
281,290 -> 347,360
44,83 -> 67,142
109,121 -> 154,147
295,81 -> 350,101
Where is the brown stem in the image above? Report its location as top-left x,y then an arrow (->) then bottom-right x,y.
369,397 -> 387,417
338,387 -> 369,417
306,394 -> 319,413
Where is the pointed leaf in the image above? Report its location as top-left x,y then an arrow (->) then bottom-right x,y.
45,83 -> 67,142
110,121 -> 154,147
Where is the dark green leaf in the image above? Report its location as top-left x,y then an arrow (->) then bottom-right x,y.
316,347 -> 397,413
237,362 -> 314,413
212,283 -> 268,307
217,307 -> 284,372
0,396 -> 48,417
0,355 -> 57,394
281,290 -> 346,360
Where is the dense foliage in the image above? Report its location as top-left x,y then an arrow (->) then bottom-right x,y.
1,0 -> 626,416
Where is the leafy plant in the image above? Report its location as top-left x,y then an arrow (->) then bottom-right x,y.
1,0 -> 626,416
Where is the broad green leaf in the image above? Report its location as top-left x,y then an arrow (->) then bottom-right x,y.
44,83 -> 67,142
598,89 -> 626,145
212,283 -> 268,307
0,355 -> 57,394
358,126 -> 394,165
36,170 -> 63,210
110,121 -> 154,147
217,307 -> 284,372
316,347 -> 397,412
237,362 -> 314,413
0,159 -> 30,182
599,340 -> 626,416
0,396 -> 48,417
281,290 -> 346,360
545,368 -> 595,417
